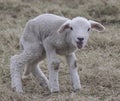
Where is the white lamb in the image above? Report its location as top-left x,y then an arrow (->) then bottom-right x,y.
10,13 -> 105,93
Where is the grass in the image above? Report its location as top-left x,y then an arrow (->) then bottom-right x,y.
0,0 -> 120,101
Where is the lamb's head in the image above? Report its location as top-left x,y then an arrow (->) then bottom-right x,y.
58,17 -> 105,49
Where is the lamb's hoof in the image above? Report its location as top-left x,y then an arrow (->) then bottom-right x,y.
51,91 -> 59,94
73,89 -> 80,92
73,87 -> 81,93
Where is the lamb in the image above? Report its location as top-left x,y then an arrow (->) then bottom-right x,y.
10,13 -> 105,94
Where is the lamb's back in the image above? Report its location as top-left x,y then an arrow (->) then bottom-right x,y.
22,14 -> 69,43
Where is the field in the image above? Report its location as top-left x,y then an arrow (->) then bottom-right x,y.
0,0 -> 120,101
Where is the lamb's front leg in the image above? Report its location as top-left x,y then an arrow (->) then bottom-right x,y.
66,53 -> 81,91
43,40 -> 60,93
48,58 -> 60,93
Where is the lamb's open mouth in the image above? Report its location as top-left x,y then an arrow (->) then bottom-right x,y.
76,41 -> 83,49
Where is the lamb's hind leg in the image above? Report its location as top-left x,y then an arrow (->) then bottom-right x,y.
31,63 -> 49,89
10,49 -> 40,93
10,52 -> 30,93
22,62 -> 49,89
22,65 -> 31,80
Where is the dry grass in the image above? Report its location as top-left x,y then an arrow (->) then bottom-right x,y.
0,0 -> 120,101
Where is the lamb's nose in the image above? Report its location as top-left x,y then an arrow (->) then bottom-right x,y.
77,37 -> 84,41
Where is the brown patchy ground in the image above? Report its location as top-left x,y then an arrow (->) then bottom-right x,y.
0,0 -> 120,101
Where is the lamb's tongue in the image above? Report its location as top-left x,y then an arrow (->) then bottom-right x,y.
77,42 -> 83,49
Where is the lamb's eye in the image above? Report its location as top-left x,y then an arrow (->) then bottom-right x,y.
88,28 -> 90,31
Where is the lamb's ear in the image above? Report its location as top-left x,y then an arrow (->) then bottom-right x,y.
89,20 -> 105,32
58,22 -> 73,33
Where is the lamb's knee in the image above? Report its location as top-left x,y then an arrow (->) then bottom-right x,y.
10,55 -> 24,79
10,55 -> 26,81
50,59 -> 60,70
10,55 -> 23,68
73,60 -> 77,68
69,60 -> 77,70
